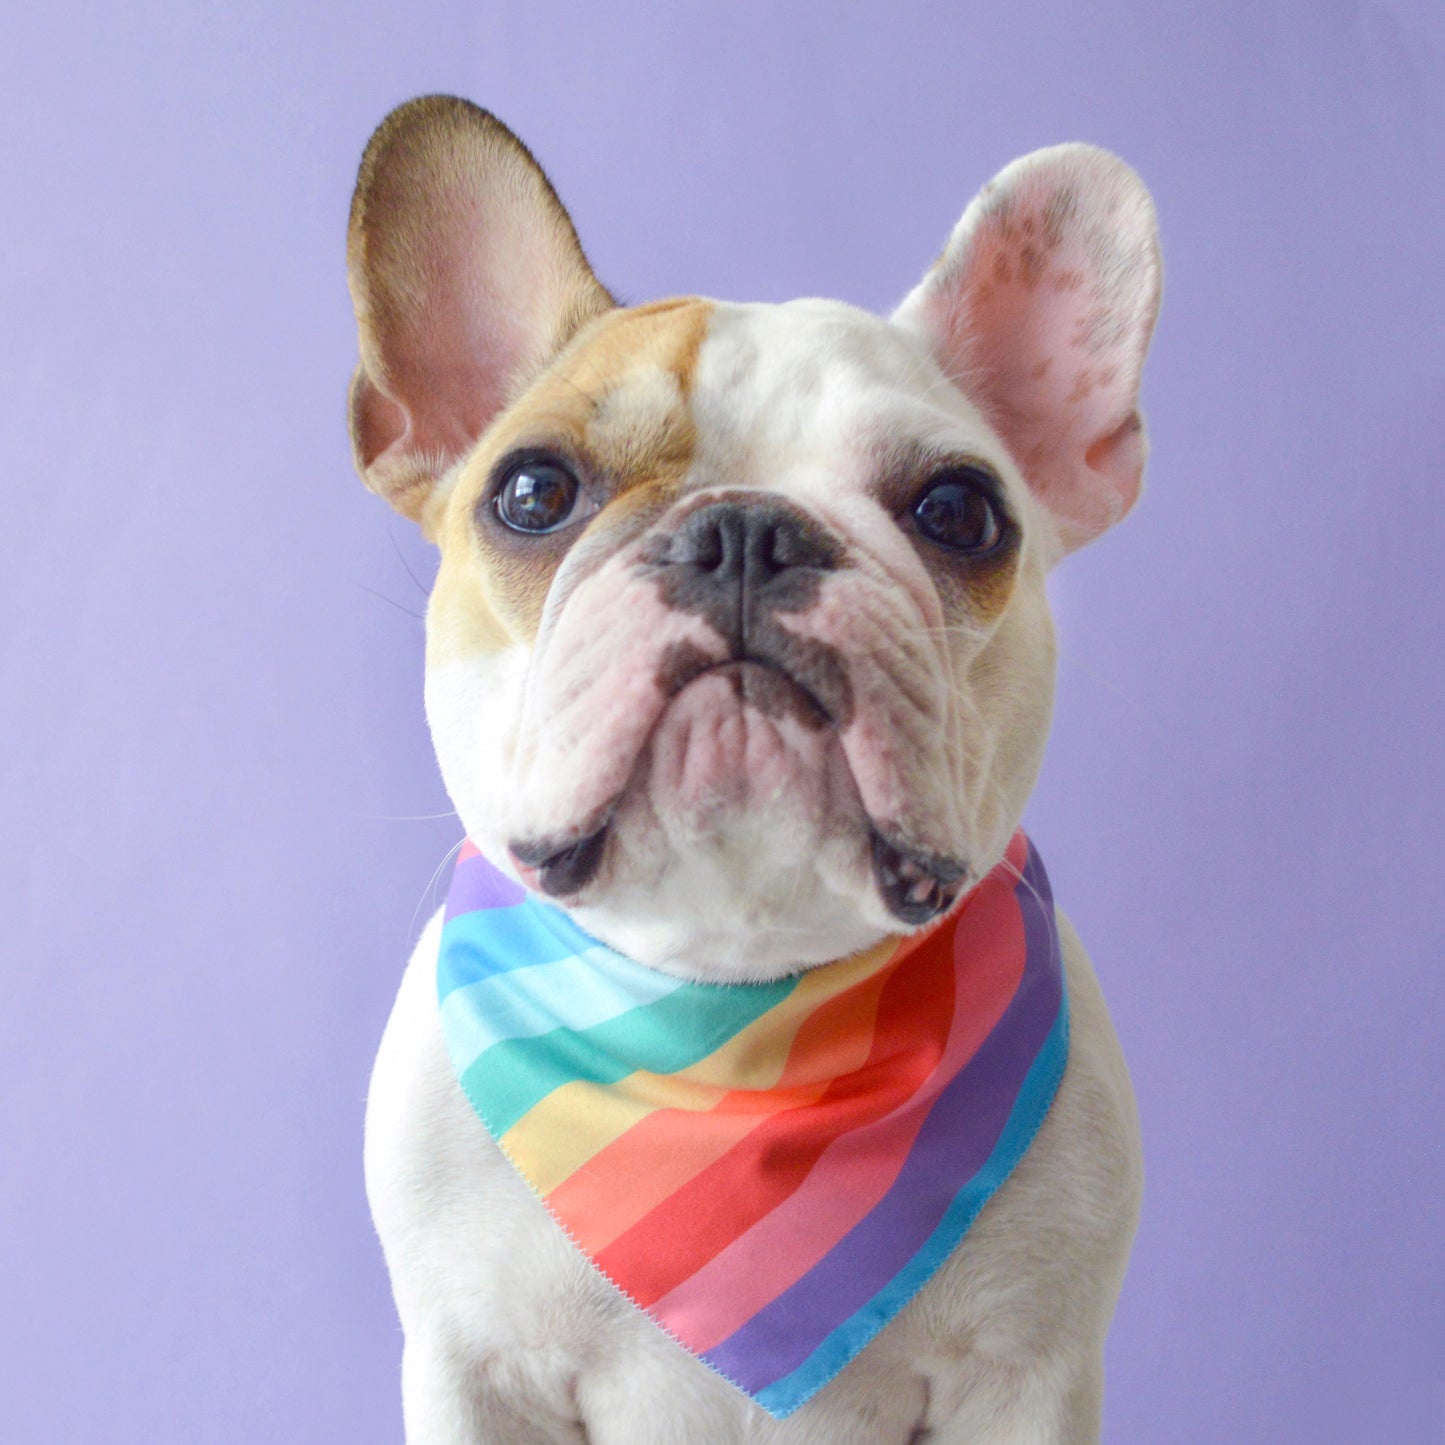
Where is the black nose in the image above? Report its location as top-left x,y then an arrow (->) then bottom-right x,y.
642,495 -> 854,721
647,498 -> 843,640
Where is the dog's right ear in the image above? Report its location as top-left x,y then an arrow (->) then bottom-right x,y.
346,96 -> 613,532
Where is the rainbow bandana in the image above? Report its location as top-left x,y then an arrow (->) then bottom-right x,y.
437,830 -> 1067,1418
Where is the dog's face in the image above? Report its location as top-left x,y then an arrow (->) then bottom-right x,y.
347,98 -> 1160,980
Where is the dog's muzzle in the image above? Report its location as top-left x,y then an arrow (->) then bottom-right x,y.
509,496 -> 968,922
639,495 -> 855,725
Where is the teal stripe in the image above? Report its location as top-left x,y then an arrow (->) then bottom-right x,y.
460,972 -> 800,1138
438,899 -> 603,1000
440,945 -> 684,1077
751,996 -> 1071,1418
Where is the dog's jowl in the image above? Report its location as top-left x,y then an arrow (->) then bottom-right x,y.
348,94 -> 1160,1444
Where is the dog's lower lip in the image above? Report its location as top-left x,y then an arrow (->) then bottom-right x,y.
683,657 -> 832,726
870,831 -> 968,925
509,826 -> 609,897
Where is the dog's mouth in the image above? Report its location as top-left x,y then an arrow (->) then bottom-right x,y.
658,649 -> 835,730
509,825 -> 611,897
511,820 -> 968,928
869,831 -> 970,925
507,649 -> 967,928
509,655 -> 832,903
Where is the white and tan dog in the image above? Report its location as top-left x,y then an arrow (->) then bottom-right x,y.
349,96 -> 1160,1444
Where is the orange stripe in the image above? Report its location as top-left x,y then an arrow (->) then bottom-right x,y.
545,944 -> 909,1251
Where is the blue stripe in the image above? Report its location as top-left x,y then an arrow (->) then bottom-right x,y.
439,946 -> 684,1076
750,994 -> 1070,1419
460,971 -> 800,1139
437,898 -> 605,1000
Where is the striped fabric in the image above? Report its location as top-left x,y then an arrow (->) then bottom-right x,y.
437,830 -> 1068,1419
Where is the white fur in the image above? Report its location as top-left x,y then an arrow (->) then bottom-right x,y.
374,303 -> 1143,1441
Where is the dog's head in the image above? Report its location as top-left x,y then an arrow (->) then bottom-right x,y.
346,97 -> 1160,980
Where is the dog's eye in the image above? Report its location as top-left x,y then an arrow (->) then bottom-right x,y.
495,460 -> 583,534
911,470 -> 1006,554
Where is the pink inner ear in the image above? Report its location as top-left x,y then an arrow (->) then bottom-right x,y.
346,98 -> 614,523
911,151 -> 1160,552
359,186 -> 544,479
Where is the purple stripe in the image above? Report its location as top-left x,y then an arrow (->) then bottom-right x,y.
444,848 -> 527,921
702,846 -> 1062,1392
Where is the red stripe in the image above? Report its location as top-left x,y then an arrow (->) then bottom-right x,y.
652,874 -> 1027,1350
593,924 -> 960,1307
547,948 -> 906,1252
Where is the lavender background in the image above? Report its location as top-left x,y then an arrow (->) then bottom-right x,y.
3,2 -> 1441,1440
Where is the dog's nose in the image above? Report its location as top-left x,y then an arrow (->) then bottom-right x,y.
651,498 -> 842,618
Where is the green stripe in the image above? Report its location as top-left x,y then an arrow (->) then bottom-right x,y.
463,972 -> 800,1137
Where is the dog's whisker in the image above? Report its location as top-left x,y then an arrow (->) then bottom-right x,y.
409,837 -> 465,942
352,581 -> 426,622
360,809 -> 462,822
387,524 -> 434,600
996,854 -> 1051,922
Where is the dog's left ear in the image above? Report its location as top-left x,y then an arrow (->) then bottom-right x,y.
893,145 -> 1161,557
346,96 -> 613,533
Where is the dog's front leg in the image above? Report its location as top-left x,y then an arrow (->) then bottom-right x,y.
400,1337 -> 487,1444
402,1336 -> 589,1445
1052,1366 -> 1104,1445
917,1358 -> 1105,1445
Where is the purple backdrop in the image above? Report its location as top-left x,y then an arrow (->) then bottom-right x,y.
4,2 -> 1441,1441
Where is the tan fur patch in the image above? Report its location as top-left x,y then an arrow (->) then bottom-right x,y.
428,299 -> 712,664
924,535 -> 1022,633
876,438 -> 1024,631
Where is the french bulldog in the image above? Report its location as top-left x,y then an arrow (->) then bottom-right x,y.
348,95 -> 1160,1444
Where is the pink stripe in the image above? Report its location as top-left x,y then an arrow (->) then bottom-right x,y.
654,882 -> 1025,1354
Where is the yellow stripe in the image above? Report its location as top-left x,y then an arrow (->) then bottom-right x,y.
503,934 -> 902,1195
